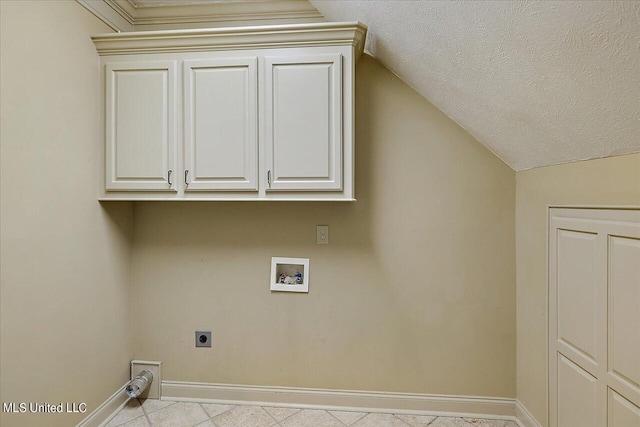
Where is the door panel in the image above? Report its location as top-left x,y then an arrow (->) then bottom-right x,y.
265,53 -> 342,191
558,354 -> 599,427
608,236 -> 640,390
183,58 -> 258,191
608,389 -> 640,427
105,61 -> 177,191
557,229 -> 600,365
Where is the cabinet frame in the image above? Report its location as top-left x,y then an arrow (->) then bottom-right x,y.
94,23 -> 366,201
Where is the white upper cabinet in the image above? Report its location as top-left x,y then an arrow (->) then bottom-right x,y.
105,61 -> 177,191
183,57 -> 258,191
93,22 -> 366,201
264,54 -> 342,192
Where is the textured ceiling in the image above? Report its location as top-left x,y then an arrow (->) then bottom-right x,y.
310,1 -> 640,170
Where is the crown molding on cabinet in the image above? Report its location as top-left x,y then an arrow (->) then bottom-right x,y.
91,21 -> 367,57
77,0 -> 325,32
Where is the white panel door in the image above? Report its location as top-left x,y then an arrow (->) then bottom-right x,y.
549,208 -> 640,427
105,61 -> 177,191
183,57 -> 258,191
264,53 -> 342,191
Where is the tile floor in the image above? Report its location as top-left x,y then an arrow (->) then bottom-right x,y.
105,399 -> 519,427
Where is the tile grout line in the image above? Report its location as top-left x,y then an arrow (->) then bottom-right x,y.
342,410 -> 368,426
349,411 -> 368,426
200,402 -> 228,427
392,414 -> 416,427
142,400 -> 178,423
198,402 -> 215,426
261,406 -> 280,427
265,406 -> 301,426
325,409 -> 349,426
391,413 -> 413,427
138,399 -> 154,427
424,415 -> 437,427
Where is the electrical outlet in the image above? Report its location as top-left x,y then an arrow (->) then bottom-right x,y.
195,331 -> 211,348
316,225 -> 329,245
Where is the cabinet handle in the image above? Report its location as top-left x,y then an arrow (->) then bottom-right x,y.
267,170 -> 271,187
168,169 -> 173,186
185,170 -> 189,186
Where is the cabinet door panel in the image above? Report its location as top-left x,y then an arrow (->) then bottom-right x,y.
105,61 -> 177,191
265,54 -> 342,191
184,58 -> 258,191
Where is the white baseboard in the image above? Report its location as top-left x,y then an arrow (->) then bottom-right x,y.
76,383 -> 131,427
162,381 -> 516,420
515,400 -> 542,427
77,380 -> 535,425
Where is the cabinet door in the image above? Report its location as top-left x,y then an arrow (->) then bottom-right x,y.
105,61 -> 177,191
264,53 -> 342,191
183,57 -> 258,191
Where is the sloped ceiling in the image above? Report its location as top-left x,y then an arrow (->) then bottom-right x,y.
82,0 -> 640,170
310,1 -> 640,170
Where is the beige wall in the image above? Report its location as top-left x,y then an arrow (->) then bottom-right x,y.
0,2 -> 132,426
131,55 -> 517,397
4,2 -> 639,423
515,154 -> 640,425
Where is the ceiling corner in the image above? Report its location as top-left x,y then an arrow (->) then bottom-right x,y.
79,0 -> 324,32
77,0 -> 134,32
